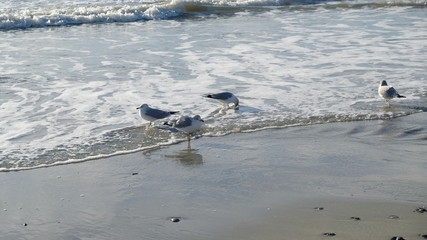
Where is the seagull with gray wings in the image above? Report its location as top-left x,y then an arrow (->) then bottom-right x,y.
204,92 -> 239,109
378,80 -> 405,103
164,115 -> 205,142
136,103 -> 179,126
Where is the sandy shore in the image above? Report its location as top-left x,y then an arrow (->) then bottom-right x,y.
1,113 -> 426,240
221,198 -> 427,240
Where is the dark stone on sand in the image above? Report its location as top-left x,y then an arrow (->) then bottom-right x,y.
323,232 -> 336,236
131,172 -> 138,175
170,217 -> 181,223
314,207 -> 324,210
390,237 -> 405,240
414,207 -> 426,213
420,234 -> 427,239
388,215 -> 399,219
350,217 -> 361,221
23,223 -> 27,226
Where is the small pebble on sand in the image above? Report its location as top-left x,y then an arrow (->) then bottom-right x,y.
323,232 -> 336,236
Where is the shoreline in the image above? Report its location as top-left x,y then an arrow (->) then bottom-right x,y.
1,113 -> 426,240
1,110 -> 421,173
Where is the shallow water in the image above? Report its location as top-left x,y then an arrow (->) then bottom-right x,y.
1,0 -> 426,170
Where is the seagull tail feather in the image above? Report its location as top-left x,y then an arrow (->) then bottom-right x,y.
169,111 -> 179,114
397,94 -> 406,98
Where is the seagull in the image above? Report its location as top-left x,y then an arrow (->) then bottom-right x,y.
136,103 -> 179,126
204,92 -> 239,109
164,115 -> 205,141
378,80 -> 405,103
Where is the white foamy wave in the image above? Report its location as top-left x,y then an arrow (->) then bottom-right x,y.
3,0 -> 425,30
0,0 -> 298,30
0,3 -> 184,30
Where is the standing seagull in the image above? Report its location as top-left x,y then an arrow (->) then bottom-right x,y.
136,104 -> 179,126
205,92 -> 239,110
378,80 -> 406,103
165,115 -> 205,142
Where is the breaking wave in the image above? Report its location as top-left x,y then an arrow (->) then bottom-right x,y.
1,0 -> 426,30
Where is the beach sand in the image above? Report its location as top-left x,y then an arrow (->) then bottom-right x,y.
1,113 -> 426,240
222,198 -> 427,240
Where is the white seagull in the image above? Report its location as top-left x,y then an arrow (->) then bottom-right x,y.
205,92 -> 239,109
165,115 -> 205,141
136,104 -> 179,126
378,80 -> 405,103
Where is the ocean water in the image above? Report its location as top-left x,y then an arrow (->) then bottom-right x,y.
1,0 -> 426,171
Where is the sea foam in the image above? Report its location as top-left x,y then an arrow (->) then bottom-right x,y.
2,0 -> 425,30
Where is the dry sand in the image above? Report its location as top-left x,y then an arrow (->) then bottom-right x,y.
0,113 -> 426,240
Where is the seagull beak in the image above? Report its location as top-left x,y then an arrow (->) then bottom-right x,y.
136,107 -> 140,109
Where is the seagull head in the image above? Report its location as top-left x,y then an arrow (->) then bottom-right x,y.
136,103 -> 148,110
193,115 -> 204,122
231,103 -> 239,110
380,80 -> 388,86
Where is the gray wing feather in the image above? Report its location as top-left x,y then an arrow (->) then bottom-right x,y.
209,92 -> 232,100
174,117 -> 192,128
146,108 -> 171,119
385,87 -> 398,97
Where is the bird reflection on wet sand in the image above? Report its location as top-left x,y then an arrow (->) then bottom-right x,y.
165,147 -> 203,167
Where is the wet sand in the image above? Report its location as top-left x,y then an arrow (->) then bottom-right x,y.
0,113 -> 426,240
221,198 -> 427,240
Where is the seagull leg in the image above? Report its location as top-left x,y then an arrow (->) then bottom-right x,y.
186,134 -> 191,142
